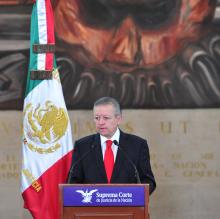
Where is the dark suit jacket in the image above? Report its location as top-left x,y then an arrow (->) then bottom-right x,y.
68,130 -> 156,194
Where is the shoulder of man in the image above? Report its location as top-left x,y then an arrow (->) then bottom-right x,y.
120,130 -> 147,144
75,134 -> 98,146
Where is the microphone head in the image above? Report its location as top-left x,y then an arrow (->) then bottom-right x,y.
113,140 -> 119,146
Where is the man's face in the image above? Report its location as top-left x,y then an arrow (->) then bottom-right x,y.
93,104 -> 122,139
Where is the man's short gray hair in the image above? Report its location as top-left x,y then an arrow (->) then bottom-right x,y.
93,97 -> 121,115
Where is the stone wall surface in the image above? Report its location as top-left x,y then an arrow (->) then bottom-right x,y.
0,109 -> 220,219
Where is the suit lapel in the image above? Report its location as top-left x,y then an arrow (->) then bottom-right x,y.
111,131 -> 127,182
93,134 -> 108,181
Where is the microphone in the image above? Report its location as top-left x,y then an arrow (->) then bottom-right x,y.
67,143 -> 97,184
113,140 -> 141,184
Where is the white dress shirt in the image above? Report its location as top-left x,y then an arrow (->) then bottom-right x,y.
100,128 -> 120,162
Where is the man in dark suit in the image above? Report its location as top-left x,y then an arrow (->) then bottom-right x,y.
68,97 -> 156,194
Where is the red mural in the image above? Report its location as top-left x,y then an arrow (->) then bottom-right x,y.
0,0 -> 220,109
55,0 -> 214,69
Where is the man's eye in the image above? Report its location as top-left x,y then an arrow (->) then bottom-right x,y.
94,116 -> 112,121
103,117 -> 110,120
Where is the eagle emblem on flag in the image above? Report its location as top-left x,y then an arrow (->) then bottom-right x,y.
23,100 -> 68,154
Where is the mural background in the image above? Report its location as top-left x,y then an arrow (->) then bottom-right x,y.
0,0 -> 220,109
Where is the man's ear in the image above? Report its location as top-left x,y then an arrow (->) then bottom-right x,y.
116,114 -> 122,125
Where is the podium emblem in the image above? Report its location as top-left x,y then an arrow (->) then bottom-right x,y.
76,189 -> 98,203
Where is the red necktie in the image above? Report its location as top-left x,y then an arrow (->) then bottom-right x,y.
104,140 -> 114,183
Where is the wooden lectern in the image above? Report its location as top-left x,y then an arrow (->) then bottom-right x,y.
59,184 -> 149,219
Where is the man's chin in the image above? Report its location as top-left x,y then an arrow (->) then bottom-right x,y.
98,130 -> 110,138
99,131 -> 107,136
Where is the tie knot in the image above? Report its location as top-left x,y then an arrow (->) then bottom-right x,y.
106,140 -> 112,149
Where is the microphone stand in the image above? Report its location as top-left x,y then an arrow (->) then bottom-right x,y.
67,144 -> 97,184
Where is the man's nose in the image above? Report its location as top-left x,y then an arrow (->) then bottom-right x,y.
98,117 -> 105,124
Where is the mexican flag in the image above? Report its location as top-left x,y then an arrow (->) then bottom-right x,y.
21,0 -> 73,218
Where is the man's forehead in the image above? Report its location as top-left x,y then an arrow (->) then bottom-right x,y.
94,104 -> 114,110
94,104 -> 115,114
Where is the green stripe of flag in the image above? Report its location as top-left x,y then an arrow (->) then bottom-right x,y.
25,4 -> 42,97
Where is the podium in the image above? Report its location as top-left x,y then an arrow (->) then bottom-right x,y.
59,184 -> 149,219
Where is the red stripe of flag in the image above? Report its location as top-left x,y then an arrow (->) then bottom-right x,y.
22,151 -> 72,219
